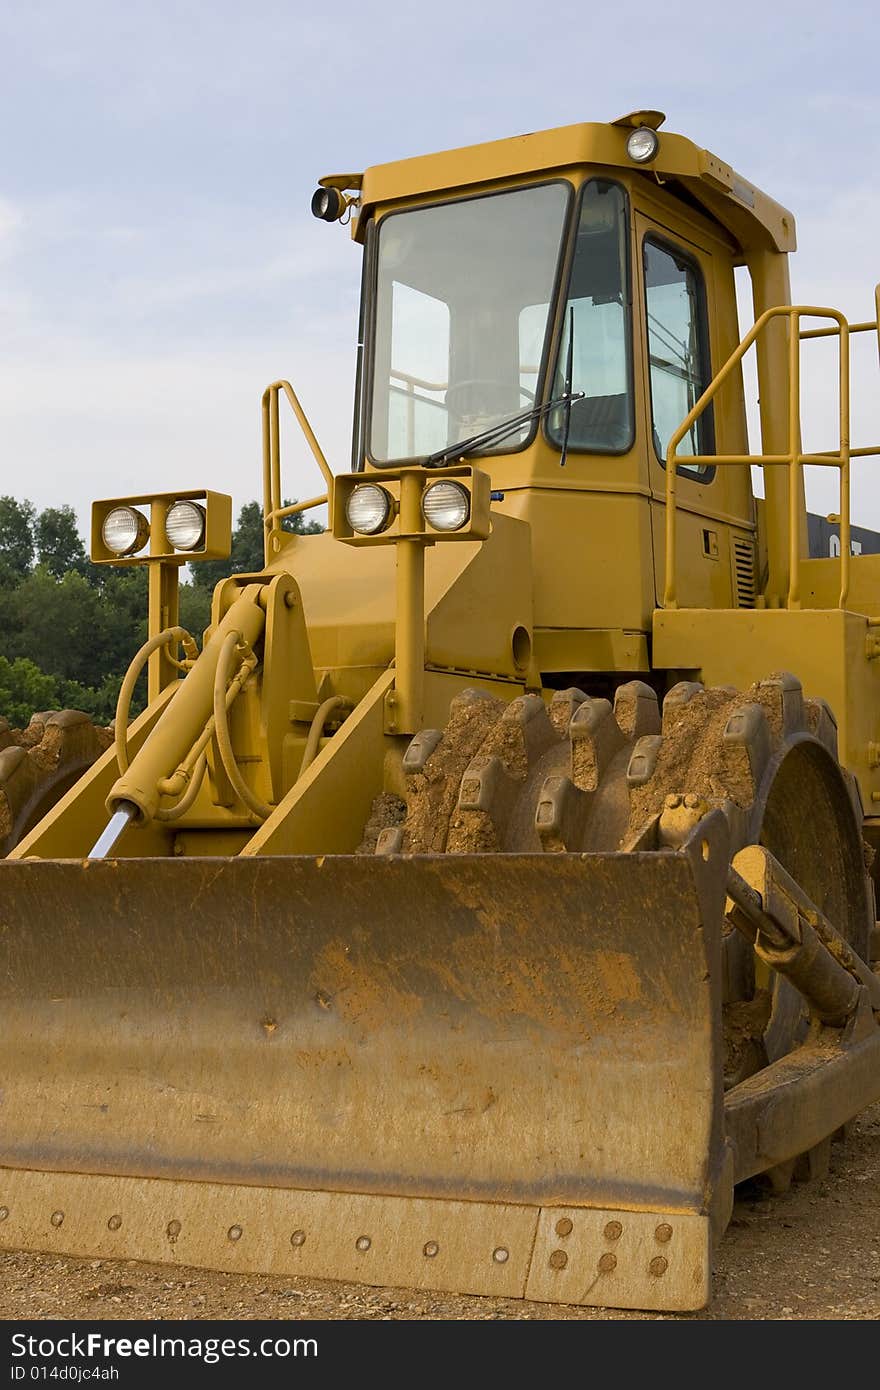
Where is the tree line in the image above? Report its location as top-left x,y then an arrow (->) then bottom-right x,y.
0,497 -> 319,727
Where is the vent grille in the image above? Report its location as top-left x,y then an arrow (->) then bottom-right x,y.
733,538 -> 756,608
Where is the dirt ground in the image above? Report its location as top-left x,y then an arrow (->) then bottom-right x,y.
1,1102 -> 878,1322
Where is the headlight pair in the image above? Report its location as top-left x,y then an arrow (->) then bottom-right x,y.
344,480 -> 470,536
101,500 -> 206,556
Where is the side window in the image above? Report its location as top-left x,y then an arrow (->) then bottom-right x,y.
643,239 -> 714,477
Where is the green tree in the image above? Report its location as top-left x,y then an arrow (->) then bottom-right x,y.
0,655 -> 109,727
0,496 -> 36,582
227,500 -> 266,574
0,563 -> 152,692
35,505 -> 88,579
179,579 -> 211,642
2,568 -> 113,686
0,495 -> 326,728
0,655 -> 58,726
284,502 -> 324,538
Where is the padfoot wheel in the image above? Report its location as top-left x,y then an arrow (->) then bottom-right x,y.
362,670 -> 874,1195
377,682 -> 662,856
0,711 -> 111,856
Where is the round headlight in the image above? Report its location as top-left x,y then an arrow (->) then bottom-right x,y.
311,186 -> 344,221
345,483 -> 392,535
165,500 -> 206,551
422,480 -> 470,532
626,127 -> 660,164
101,506 -> 149,556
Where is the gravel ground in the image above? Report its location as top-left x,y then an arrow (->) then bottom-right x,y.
1,1102 -> 878,1322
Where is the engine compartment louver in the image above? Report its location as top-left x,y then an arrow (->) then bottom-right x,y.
733,538 -> 756,608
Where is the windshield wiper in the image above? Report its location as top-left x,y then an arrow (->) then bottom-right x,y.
559,306 -> 575,469
422,385 -> 584,470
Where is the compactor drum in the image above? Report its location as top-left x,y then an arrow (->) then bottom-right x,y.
2,112 -> 880,1312
0,713 -> 110,857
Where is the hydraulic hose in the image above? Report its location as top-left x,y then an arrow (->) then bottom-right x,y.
106,585 -> 267,825
212,631 -> 272,822
299,696 -> 349,776
114,626 -> 198,774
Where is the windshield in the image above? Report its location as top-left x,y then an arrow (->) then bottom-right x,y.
368,183 -> 569,464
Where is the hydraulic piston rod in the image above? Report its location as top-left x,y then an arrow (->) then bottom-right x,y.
726,845 -> 880,1023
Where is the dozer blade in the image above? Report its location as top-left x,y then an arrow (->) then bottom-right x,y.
0,816 -> 729,1312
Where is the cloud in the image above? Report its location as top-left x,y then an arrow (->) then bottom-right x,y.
111,236 -> 347,315
2,0 -> 880,542
0,338 -> 357,532
0,198 -> 24,256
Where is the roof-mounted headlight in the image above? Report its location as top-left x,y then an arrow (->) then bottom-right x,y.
626,127 -> 660,164
311,185 -> 359,223
311,186 -> 345,221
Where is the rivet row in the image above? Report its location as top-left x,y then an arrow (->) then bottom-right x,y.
3,1206 -> 519,1268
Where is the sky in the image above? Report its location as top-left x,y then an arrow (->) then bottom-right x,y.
1,0 -> 879,537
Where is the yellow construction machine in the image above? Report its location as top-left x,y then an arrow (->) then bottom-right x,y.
2,111 -> 880,1314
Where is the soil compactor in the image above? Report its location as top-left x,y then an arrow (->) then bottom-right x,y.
2,111 -> 880,1314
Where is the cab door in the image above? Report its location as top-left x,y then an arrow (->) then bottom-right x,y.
634,208 -> 753,612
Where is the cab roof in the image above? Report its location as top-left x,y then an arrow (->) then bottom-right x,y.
321,112 -> 795,255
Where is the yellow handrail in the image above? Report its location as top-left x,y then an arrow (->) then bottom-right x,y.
662,299 -> 880,613
261,381 -> 333,561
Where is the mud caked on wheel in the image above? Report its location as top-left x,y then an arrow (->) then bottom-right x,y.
368,670 -> 874,1192
0,712 -> 112,857
372,681 -> 663,856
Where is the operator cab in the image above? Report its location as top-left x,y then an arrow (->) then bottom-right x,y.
314,114 -> 795,663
